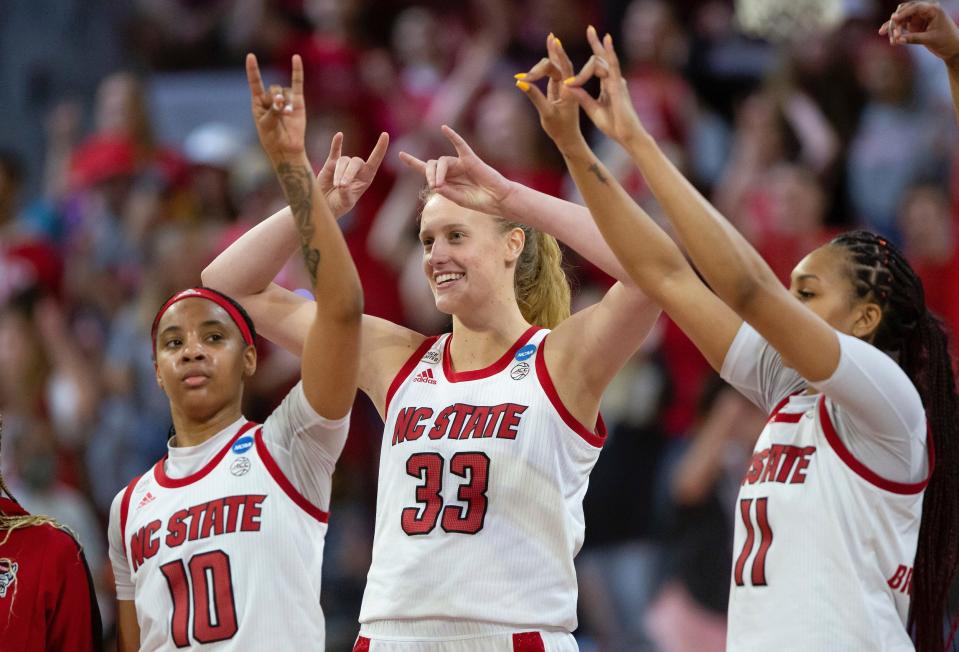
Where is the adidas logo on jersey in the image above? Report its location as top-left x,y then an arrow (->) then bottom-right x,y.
137,492 -> 156,509
413,368 -> 437,385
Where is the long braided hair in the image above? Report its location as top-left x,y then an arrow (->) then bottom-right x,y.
831,230 -> 959,651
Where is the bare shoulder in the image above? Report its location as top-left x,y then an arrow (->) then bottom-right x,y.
359,315 -> 428,416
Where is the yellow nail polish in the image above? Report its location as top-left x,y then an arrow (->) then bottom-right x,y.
555,37 -> 563,48
515,80 -> 531,92
514,73 -> 528,79
563,76 -> 575,85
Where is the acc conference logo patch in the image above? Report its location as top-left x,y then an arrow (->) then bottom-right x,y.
515,344 -> 537,362
232,436 -> 254,455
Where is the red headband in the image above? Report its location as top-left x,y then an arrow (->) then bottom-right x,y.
151,288 -> 254,353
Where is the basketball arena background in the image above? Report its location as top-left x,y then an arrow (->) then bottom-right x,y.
0,0 -> 957,649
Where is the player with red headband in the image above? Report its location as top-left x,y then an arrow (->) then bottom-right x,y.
107,54 -> 363,651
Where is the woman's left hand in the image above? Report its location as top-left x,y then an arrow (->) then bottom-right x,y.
245,53 -> 307,164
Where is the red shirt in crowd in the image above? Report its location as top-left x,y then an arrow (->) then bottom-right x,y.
0,497 -> 102,652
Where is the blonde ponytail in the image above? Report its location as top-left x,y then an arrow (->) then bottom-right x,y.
503,222 -> 571,328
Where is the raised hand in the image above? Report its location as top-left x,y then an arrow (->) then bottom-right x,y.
562,26 -> 645,147
514,34 -> 586,152
880,1 -> 959,64
246,53 -> 307,164
398,125 -> 514,214
317,131 -> 389,218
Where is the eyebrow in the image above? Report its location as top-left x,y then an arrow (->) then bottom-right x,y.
795,274 -> 820,282
158,319 -> 230,338
420,223 -> 470,237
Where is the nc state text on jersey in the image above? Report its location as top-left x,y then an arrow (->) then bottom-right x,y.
392,403 -> 529,445
129,494 -> 266,571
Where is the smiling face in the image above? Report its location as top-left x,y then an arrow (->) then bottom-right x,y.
789,245 -> 882,340
154,298 -> 256,423
418,195 -> 524,318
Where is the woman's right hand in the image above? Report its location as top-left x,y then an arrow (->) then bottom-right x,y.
562,26 -> 647,148
317,131 -> 389,219
398,125 -> 515,215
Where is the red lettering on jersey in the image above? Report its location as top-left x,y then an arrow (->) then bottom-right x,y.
446,404 -> 475,439
200,498 -> 226,539
427,405 -> 455,440
408,408 -> 433,441
743,445 -> 817,485
496,403 -> 527,439
186,504 -> 205,541
485,404 -> 508,437
760,445 -> 785,483
461,406 -> 492,439
240,495 -> 265,532
130,520 -> 162,571
789,447 -> 816,484
887,564 -> 914,594
166,509 -> 189,548
224,495 -> 246,532
393,407 -> 415,445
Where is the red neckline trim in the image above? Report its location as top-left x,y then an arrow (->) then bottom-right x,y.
534,334 -> 607,448
153,421 -> 258,488
385,336 -> 438,415
254,428 -> 328,524
818,396 -> 932,495
442,326 -> 541,383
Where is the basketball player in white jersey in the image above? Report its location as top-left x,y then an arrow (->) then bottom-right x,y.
201,74 -> 666,652
519,28 -> 959,650
108,54 -> 363,650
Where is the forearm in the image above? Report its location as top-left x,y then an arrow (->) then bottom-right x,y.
499,181 -> 633,284
624,131 -> 781,314
558,138 -> 689,294
201,205 -> 300,296
274,153 -> 362,319
948,60 -> 959,128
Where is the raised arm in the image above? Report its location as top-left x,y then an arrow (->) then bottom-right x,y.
882,1 -> 959,125
399,125 -> 632,284
516,33 -> 740,372
564,27 -> 838,381
246,53 -> 361,417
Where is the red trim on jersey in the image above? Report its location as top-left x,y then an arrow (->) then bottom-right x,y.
512,632 -> 546,651
769,411 -> 804,424
153,421 -> 258,489
254,427 -> 329,524
119,474 -> 142,545
352,637 -> 370,652
534,334 -> 607,448
819,396 -> 932,495
385,336 -> 440,414
442,326 -> 541,383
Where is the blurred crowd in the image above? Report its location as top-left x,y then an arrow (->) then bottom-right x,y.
1,0 -> 958,650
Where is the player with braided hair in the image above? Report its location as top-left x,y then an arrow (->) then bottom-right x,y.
0,415 -> 104,651
517,28 -> 958,650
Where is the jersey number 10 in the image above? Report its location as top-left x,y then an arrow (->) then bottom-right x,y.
734,497 -> 773,586
161,550 -> 238,646
402,451 -> 490,535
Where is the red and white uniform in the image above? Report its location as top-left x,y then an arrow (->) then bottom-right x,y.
108,383 -> 347,651
358,327 -> 604,651
721,324 -> 931,651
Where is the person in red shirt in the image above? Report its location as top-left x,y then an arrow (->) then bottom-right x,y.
0,421 -> 103,652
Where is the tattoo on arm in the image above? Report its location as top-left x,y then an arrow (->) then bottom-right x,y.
587,163 -> 608,184
277,162 -> 321,284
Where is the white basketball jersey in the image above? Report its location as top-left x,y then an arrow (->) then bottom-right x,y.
359,327 -> 604,634
727,393 -> 930,651
119,421 -> 330,650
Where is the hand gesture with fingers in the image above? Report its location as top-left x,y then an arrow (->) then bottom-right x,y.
246,53 -> 307,164
563,26 -> 645,147
880,1 -> 959,64
399,125 -> 514,214
317,131 -> 390,218
515,34 -> 586,152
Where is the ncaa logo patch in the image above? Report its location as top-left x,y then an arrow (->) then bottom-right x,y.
232,436 -> 254,455
514,344 -> 537,362
510,362 -> 530,380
